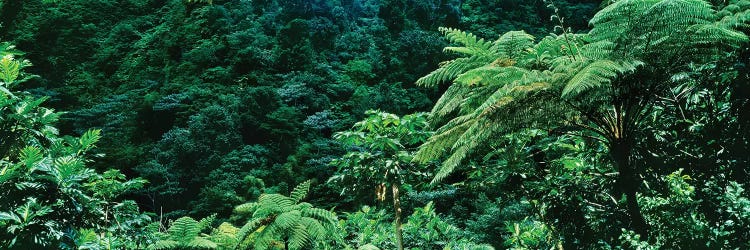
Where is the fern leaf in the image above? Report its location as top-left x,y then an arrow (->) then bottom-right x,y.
274,210 -> 302,231
235,217 -> 264,245
561,59 -> 642,98
439,27 -> 494,54
167,217 -> 201,242
148,240 -> 179,250
288,223 -> 312,250
301,207 -> 337,224
290,180 -> 312,203
187,238 -> 218,249
416,57 -> 487,87
495,30 -> 536,59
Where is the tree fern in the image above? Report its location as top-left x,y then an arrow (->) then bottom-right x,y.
233,181 -> 338,250
149,216 -> 217,250
416,0 -> 748,236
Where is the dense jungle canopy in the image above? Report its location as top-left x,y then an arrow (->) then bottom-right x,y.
1,0 -> 749,249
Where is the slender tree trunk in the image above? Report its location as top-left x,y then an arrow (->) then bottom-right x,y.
392,184 -> 404,250
610,140 -> 649,237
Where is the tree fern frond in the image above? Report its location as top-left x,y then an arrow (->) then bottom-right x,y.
290,180 -> 311,203
166,217 -> 202,243
416,58 -> 487,87
253,224 -> 278,250
288,223 -> 312,250
148,240 -> 179,250
579,40 -> 616,59
235,217 -> 264,245
187,238 -> 218,249
273,210 -> 302,231
430,82 -> 555,183
414,114 -> 475,164
717,3 -> 750,28
234,202 -> 258,215
455,65 -> 529,86
430,84 -> 472,124
257,194 -> 294,212
688,22 -> 749,45
439,27 -> 494,55
495,30 -> 536,60
589,0 -> 660,43
301,207 -> 337,224
232,181 -> 337,250
561,59 -> 643,98
417,27 -> 502,87
288,217 -> 326,250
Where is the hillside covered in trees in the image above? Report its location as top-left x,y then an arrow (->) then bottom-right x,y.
1,0 -> 749,249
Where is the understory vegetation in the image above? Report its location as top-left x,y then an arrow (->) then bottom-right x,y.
1,0 -> 749,249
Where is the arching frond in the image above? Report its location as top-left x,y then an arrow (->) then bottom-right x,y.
429,84 -> 472,124
417,1 -> 748,190
717,2 -> 750,28
561,59 -> 643,98
149,240 -> 179,250
440,27 -> 495,56
416,28 -> 503,87
416,57 -> 488,87
166,217 -> 202,243
187,238 -> 218,249
429,83 -> 564,183
150,216 -> 217,249
290,180 -> 311,203
495,30 -> 536,60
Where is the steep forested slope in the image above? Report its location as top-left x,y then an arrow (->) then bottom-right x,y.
0,0 -> 597,217
1,0 -> 749,249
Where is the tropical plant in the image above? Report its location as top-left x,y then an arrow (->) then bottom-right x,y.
0,43 -> 151,249
0,44 -> 59,159
415,0 -> 750,237
232,180 -> 339,250
330,110 -> 431,250
149,216 -> 218,250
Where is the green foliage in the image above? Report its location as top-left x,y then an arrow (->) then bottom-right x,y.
615,171 -> 750,249
233,180 -> 339,250
330,110 -> 431,197
4,0 -> 750,249
418,0 -> 749,183
185,0 -> 212,4
340,206 -> 394,249
403,201 -> 494,250
341,203 -> 493,250
504,219 -> 557,250
0,50 -> 58,158
150,216 -> 218,250
0,45 -> 152,249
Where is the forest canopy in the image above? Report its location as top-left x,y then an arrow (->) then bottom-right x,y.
1,0 -> 749,249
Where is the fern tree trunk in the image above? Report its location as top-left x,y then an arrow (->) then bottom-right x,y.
610,140 -> 649,237
392,184 -> 404,250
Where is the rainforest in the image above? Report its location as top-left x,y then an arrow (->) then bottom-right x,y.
1,0 -> 749,249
